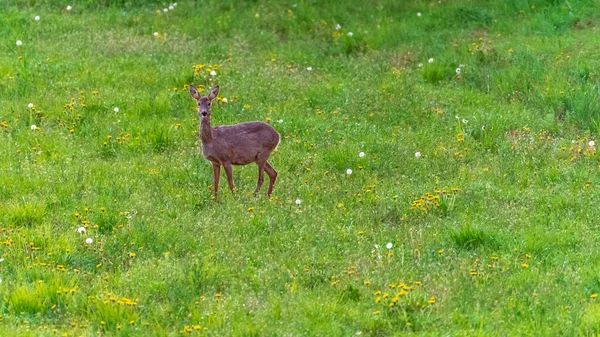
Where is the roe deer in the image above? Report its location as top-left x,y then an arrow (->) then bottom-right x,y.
189,85 -> 280,198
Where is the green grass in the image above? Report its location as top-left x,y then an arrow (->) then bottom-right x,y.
2,0 -> 600,335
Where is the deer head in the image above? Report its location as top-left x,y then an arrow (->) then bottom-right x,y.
189,85 -> 219,118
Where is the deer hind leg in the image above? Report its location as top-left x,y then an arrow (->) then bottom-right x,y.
264,162 -> 278,197
254,160 -> 267,197
223,162 -> 235,194
212,163 -> 220,198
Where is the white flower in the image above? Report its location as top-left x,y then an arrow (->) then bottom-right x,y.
169,5 -> 174,10
335,24 -> 341,30
346,169 -> 353,175
34,15 -> 40,21
0,278 -> 3,284
30,124 -> 37,130
77,227 -> 86,234
210,70 -> 217,76
306,67 -> 312,71
85,238 -> 93,244
418,63 -> 423,67
66,5 -> 72,10
455,115 -> 460,119
456,68 -> 461,74
359,152 -> 365,157
153,32 -> 159,36
173,2 -> 177,6
417,12 -> 422,17
482,125 -> 485,130
222,98 -> 228,103
589,140 -> 595,147
296,199 -> 302,205
28,103 -> 34,108
277,119 -> 283,123
415,152 -> 422,158
428,58 -> 434,63
386,242 -> 393,249
0,258 -> 4,263
462,119 -> 468,124
114,107 -> 119,113
163,8 -> 168,12
375,244 -> 380,249
347,32 -> 353,37
16,40 -> 22,46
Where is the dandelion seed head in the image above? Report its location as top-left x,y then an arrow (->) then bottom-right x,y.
417,12 -> 422,17
296,199 -> 302,205
589,140 -> 595,147
163,8 -> 168,12
456,68 -> 461,74
77,227 -> 86,234
335,24 -> 341,30
386,242 -> 393,249
66,5 -> 72,10
85,238 -> 93,244
114,107 -> 119,113
34,16 -> 40,21
346,169 -> 353,175
415,152 -> 422,158
30,125 -> 37,130
169,5 -> 174,10
28,103 -> 34,108
16,40 -> 22,46
418,63 -> 423,67
153,32 -> 159,36
306,67 -> 313,71
428,58 -> 434,63
462,119 -> 468,124
210,70 -> 217,76
359,152 -> 365,157
347,32 -> 353,37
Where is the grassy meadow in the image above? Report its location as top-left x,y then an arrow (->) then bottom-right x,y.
3,0 -> 600,335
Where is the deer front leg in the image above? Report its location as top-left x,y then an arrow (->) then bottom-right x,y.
254,161 -> 266,197
223,162 -> 235,194
212,163 -> 220,198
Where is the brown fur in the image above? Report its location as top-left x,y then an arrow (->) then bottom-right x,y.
190,85 -> 280,198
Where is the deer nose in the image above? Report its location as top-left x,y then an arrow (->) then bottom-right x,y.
201,111 -> 208,117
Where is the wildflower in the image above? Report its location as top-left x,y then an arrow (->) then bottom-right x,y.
173,2 -> 177,6
347,32 -> 353,37
346,169 -> 353,175
277,119 -> 283,123
462,119 -> 468,124
521,263 -> 529,268
418,63 -> 423,67
85,238 -> 93,244
592,294 -> 598,299
359,152 -> 365,157
77,227 -> 85,234
66,5 -> 72,10
482,125 -> 485,130
508,48 -> 513,53
30,125 -> 37,130
386,242 -> 393,249
163,8 -> 168,12
16,40 -> 22,46
306,67 -> 313,71
428,297 -> 436,304
428,58 -> 434,63
417,12 -> 422,17
589,140 -> 595,147
415,152 -> 421,158
456,68 -> 461,74
335,24 -> 341,30
153,32 -> 159,36
373,310 -> 381,315
222,97 -> 228,103
210,70 -> 217,76
34,16 -> 40,21
169,5 -> 174,10
28,103 -> 34,108
114,107 -> 119,112
296,199 -> 302,205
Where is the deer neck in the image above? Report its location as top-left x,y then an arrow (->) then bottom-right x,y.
200,117 -> 213,143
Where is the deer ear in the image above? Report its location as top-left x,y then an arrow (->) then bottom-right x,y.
208,85 -> 220,100
189,85 -> 201,100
